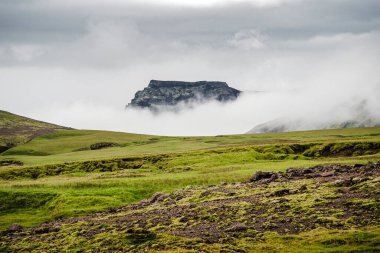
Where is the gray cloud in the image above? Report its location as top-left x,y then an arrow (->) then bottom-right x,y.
0,0 -> 379,135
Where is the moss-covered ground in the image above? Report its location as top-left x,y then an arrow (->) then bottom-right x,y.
1,163 -> 379,252
0,126 -> 379,251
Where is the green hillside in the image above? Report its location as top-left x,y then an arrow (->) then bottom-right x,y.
0,110 -> 69,153
1,126 -> 380,166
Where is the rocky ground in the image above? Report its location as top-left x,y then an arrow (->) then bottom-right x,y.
1,162 -> 379,252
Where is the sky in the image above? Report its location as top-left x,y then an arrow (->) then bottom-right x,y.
0,0 -> 379,135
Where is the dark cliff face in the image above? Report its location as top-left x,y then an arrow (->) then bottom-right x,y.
127,80 -> 241,110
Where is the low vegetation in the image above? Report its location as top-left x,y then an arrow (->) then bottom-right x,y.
1,163 -> 379,252
0,110 -> 68,153
1,126 -> 380,166
0,123 -> 379,251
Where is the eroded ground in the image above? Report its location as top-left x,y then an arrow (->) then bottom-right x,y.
1,163 -> 379,252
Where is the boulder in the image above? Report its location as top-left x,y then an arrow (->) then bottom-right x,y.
273,189 -> 290,196
7,223 -> 23,233
250,171 -> 274,182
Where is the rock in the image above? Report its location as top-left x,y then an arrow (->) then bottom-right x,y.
270,173 -> 279,180
250,171 -> 274,182
285,168 -> 306,177
107,207 -> 118,213
149,192 -> 168,203
352,177 -> 369,184
226,223 -> 248,232
33,226 -> 50,234
320,170 -> 335,177
127,80 -> 241,111
6,223 -> 23,233
200,190 -> 212,198
299,185 -> 308,191
333,179 -> 352,187
301,168 -> 313,174
273,189 -> 290,196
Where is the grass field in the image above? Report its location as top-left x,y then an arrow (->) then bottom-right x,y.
1,161 -> 379,252
1,127 -> 380,232
1,126 -> 380,166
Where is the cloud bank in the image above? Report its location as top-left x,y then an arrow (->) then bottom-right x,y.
0,0 -> 379,135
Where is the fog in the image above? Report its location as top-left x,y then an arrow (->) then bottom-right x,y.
0,0 -> 379,136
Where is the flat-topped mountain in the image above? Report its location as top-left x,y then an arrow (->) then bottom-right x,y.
127,80 -> 241,110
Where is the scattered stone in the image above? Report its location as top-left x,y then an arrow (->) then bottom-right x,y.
333,179 -> 352,187
200,190 -> 212,198
107,207 -> 118,213
299,185 -> 308,191
273,189 -> 290,196
2,162 -> 380,251
149,192 -> 168,204
0,160 -> 23,167
352,177 -> 369,184
320,170 -> 335,177
301,168 -> 313,174
226,223 -> 248,232
6,223 -> 23,233
270,173 -> 279,180
250,171 -> 274,182
33,226 -> 50,235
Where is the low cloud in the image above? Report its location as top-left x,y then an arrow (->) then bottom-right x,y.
0,0 -> 379,135
229,30 -> 266,50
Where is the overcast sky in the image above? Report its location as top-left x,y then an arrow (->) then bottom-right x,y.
0,0 -> 379,135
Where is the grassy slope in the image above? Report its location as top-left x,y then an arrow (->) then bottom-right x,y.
0,127 -> 379,231
0,126 -> 379,251
1,163 -> 379,252
0,110 -> 68,149
1,126 -> 380,166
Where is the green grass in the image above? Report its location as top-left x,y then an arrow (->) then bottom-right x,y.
0,150 -> 379,230
2,126 -> 380,166
0,127 -> 379,237
1,161 -> 379,252
0,110 -> 69,148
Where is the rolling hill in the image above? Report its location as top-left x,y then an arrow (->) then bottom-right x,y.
0,110 -> 70,153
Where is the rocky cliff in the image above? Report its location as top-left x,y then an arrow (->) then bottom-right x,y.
127,80 -> 241,110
